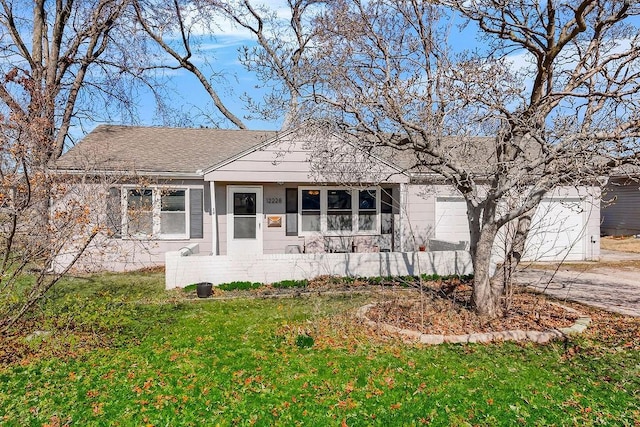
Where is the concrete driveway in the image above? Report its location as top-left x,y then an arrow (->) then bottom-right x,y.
515,250 -> 640,317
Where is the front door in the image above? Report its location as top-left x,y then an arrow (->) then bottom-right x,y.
227,186 -> 263,256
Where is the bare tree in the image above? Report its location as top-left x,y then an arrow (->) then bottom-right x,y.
0,111 -> 128,333
238,0 -> 640,316
132,0 -> 323,127
131,0 -> 249,128
216,0 -> 323,126
0,0 -> 176,333
0,0 -> 153,160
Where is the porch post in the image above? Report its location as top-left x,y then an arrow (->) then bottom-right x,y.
210,180 -> 218,255
399,183 -> 406,252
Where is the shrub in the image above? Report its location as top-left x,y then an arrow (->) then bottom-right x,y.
218,281 -> 263,291
271,279 -> 308,289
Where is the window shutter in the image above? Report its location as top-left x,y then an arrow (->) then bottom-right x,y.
106,187 -> 122,238
285,188 -> 298,236
189,188 -> 204,238
381,188 -> 393,235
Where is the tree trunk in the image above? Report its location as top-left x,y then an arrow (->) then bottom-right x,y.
469,223 -> 503,318
493,207 -> 535,309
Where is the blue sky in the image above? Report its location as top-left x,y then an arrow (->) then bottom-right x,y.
124,2 -> 639,134
132,7 -> 479,132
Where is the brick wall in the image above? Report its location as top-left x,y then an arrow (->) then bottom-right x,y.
165,245 -> 473,289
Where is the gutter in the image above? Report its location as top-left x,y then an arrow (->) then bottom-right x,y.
51,169 -> 203,180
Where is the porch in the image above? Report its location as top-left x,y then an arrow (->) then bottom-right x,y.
164,243 -> 473,289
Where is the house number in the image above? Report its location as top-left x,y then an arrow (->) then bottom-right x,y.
266,197 -> 282,204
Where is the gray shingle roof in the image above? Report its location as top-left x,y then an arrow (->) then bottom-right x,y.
55,124 -> 514,179
55,125 -> 279,174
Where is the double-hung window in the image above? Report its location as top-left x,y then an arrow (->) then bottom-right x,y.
298,187 -> 380,235
358,189 -> 377,232
300,189 -> 321,232
116,186 -> 203,239
327,189 -> 352,232
126,189 -> 154,236
160,189 -> 187,237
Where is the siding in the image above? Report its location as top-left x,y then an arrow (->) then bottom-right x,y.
262,183 -> 308,254
401,184 -> 460,251
54,179 -> 214,272
205,136 -> 408,184
601,179 -> 640,236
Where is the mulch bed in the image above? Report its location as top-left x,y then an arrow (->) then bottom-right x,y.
365,281 -> 581,335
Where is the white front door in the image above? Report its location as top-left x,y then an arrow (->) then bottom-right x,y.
227,186 -> 263,256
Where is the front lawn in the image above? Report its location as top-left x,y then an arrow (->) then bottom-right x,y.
0,273 -> 638,426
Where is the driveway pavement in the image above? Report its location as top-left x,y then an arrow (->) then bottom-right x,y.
514,250 -> 640,317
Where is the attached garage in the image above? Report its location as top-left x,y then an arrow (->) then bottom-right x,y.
434,197 -> 591,261
524,199 -> 586,261
434,197 -> 470,243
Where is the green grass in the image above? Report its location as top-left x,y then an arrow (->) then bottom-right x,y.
0,272 -> 638,426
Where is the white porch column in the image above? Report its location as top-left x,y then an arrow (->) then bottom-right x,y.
399,183 -> 407,252
209,180 -> 218,255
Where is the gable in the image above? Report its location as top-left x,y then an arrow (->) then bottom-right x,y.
204,132 -> 409,184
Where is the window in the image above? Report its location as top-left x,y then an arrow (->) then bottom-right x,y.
327,189 -> 352,232
127,189 -> 153,236
161,190 -> 186,236
298,187 -> 380,235
301,189 -> 321,232
285,188 -> 298,236
381,188 -> 393,235
358,190 -> 377,231
118,186 -> 203,239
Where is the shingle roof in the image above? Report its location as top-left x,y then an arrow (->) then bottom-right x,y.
55,124 -> 514,179
55,125 -> 279,174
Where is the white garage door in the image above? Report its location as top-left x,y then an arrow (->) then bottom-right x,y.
524,199 -> 585,261
434,197 -> 586,261
435,198 -> 470,243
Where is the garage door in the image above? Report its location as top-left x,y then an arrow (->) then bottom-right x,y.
435,197 -> 586,261
435,198 -> 470,243
524,199 -> 585,261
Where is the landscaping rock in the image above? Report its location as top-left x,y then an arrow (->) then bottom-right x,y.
356,297 -> 591,346
468,333 -> 493,343
444,334 -> 469,344
419,334 -> 444,345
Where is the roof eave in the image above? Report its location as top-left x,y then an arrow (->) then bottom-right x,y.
52,168 -> 203,179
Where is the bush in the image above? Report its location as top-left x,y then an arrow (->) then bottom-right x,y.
271,279 -> 308,289
218,281 -> 263,291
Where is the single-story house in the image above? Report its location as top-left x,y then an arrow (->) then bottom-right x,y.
601,167 -> 640,236
53,125 -> 601,287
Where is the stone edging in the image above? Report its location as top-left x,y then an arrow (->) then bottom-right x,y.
356,302 -> 591,345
